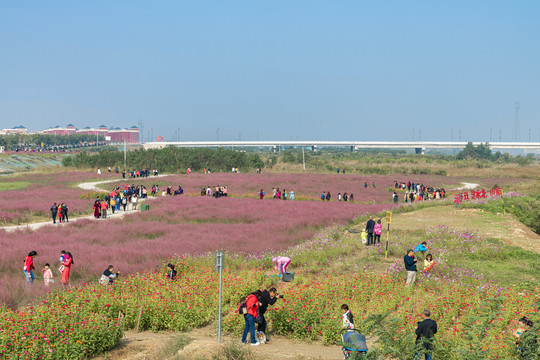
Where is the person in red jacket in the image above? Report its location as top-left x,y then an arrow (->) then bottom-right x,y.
242,290 -> 262,346
24,251 -> 37,284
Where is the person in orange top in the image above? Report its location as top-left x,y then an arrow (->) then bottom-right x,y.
101,199 -> 108,219
58,205 -> 63,223
60,251 -> 74,286
24,251 -> 37,284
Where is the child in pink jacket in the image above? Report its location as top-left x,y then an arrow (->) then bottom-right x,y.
373,219 -> 382,244
43,263 -> 54,286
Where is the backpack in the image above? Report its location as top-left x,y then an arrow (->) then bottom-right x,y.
122,198 -> 127,204
238,302 -> 248,315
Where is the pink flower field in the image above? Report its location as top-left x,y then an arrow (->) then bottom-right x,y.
101,172 -> 459,201
0,191 -> 396,307
0,171 -> 121,224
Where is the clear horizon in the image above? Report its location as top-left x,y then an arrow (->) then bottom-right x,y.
1,1 -> 539,142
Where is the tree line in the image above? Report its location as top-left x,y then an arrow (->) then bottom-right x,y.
456,142 -> 534,165
0,133 -> 105,149
62,146 -> 265,173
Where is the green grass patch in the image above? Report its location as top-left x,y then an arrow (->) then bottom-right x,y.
0,181 -> 31,191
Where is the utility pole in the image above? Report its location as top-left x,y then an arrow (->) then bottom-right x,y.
459,129 -> 462,141
513,102 -> 520,142
138,119 -> 143,143
302,147 -> 306,171
123,139 -> 127,172
412,128 -> 415,141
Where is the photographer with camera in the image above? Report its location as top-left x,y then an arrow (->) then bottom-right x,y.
257,287 -> 284,342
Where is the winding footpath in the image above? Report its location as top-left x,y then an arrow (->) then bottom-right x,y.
2,175 -> 168,233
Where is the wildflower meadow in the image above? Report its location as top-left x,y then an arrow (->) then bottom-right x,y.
0,170 -> 537,359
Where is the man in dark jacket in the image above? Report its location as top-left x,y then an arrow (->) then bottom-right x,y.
257,287 -> 283,341
414,310 -> 437,360
50,203 -> 58,224
404,249 -> 418,285
365,216 -> 376,245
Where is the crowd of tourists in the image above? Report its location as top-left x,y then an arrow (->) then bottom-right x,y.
97,167 -> 159,179
261,188 -> 294,200
200,185 -> 228,198
49,202 -> 69,224
321,191 -> 354,202
92,186 -> 140,218
393,180 -> 446,203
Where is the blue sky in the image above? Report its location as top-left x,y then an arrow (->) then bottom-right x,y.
1,1 -> 539,141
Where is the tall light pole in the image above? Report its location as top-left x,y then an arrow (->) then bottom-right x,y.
123,139 -> 127,172
513,102 -> 520,141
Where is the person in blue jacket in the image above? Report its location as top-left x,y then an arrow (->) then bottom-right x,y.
414,242 -> 428,257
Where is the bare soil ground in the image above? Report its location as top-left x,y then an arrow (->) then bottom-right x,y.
93,326 -> 345,360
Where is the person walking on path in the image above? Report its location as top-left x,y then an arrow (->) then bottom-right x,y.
58,205 -> 63,223
93,200 -> 101,218
50,203 -> 58,224
414,310 -> 437,360
60,251 -> 73,286
404,249 -> 418,285
374,219 -> 382,244
61,202 -> 69,222
24,251 -> 37,285
259,189 -> 265,200
366,216 -> 376,245
257,287 -> 283,341
241,290 -> 262,346
131,194 -> 138,210
101,199 -> 108,219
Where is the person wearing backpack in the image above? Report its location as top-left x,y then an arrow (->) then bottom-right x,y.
241,290 -> 262,346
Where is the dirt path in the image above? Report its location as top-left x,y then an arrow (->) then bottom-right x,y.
2,175 -> 167,233
455,182 -> 479,190
93,326 -> 345,360
77,174 -> 166,192
391,206 -> 540,254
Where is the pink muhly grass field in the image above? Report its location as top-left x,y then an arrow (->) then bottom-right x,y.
101,172 -> 457,201
0,194 -> 395,308
0,171 -> 120,224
